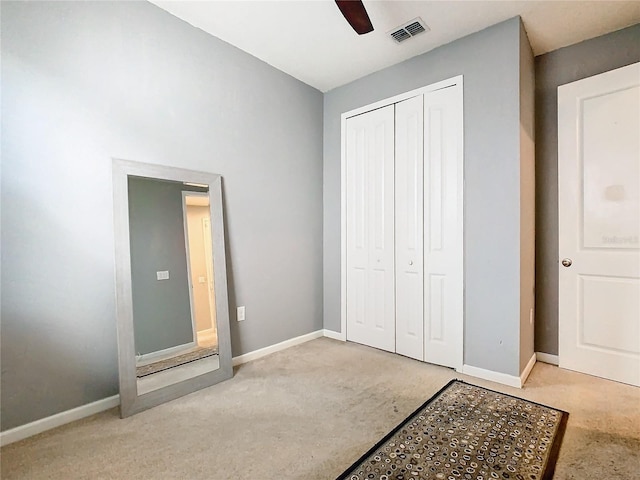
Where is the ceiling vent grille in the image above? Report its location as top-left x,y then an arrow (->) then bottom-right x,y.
389,18 -> 429,44
391,29 -> 411,43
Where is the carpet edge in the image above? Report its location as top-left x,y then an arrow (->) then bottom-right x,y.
335,379 -> 570,480
542,409 -> 569,480
335,379 -> 459,480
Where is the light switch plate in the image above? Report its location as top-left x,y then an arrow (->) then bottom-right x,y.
156,271 -> 169,280
237,306 -> 245,321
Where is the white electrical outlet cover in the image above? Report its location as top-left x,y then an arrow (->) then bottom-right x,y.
156,271 -> 169,280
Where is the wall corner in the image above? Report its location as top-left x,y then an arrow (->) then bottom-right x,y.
518,18 -> 536,375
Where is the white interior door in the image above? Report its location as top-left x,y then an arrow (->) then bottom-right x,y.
395,96 -> 425,361
558,62 -> 640,386
423,85 -> 464,370
345,105 -> 396,352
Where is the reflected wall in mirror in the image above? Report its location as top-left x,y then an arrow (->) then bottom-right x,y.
113,159 -> 232,418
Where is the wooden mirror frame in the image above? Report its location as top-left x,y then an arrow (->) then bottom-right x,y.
112,158 -> 233,418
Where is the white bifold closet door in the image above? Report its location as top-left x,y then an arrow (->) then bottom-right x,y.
395,96 -> 425,361
345,84 -> 463,370
423,86 -> 464,369
345,105 -> 396,353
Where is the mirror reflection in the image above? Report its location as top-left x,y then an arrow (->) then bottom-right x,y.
126,176 -> 219,395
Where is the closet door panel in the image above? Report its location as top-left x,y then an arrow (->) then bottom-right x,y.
346,105 -> 395,352
395,96 -> 424,361
424,86 -> 463,369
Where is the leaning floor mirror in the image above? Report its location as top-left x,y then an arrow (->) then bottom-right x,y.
112,159 -> 232,417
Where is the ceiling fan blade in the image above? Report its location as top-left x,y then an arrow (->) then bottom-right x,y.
335,0 -> 374,35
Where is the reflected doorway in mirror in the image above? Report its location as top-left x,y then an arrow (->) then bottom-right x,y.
183,192 -> 218,351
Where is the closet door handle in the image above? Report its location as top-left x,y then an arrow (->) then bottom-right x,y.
408,260 -> 413,265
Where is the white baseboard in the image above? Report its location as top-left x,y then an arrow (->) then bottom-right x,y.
136,341 -> 196,364
232,330 -> 324,367
2,330 -> 330,447
520,353 -> 537,386
1,333 -> 550,448
197,327 -> 216,339
0,395 -> 120,447
536,352 -> 559,365
323,329 -> 346,341
462,364 -> 522,388
463,353 -> 537,389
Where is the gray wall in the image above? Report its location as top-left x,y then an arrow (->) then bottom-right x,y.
323,18 -> 524,376
128,177 -> 193,356
534,24 -> 640,355
1,0 -> 323,430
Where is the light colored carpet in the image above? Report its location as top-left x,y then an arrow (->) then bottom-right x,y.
1,338 -> 639,479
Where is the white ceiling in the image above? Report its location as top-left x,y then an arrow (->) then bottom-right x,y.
149,1 -> 640,92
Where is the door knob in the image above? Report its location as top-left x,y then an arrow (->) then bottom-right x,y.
561,258 -> 572,267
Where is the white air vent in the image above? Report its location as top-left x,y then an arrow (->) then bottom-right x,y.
388,17 -> 429,44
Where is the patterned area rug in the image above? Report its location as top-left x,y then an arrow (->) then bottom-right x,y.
337,380 -> 568,480
136,346 -> 218,378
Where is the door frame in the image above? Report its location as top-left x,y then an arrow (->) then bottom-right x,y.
181,191 -> 205,345
201,215 -> 217,342
339,75 -> 464,371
